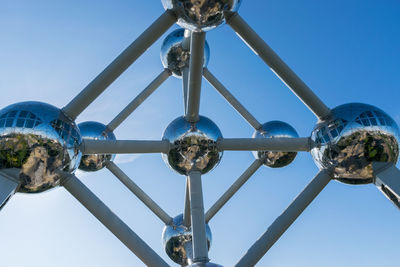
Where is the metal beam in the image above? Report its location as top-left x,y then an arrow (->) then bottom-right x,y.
218,137 -> 312,152
186,31 -> 206,122
106,161 -> 173,225
205,159 -> 263,223
182,30 -> 191,114
62,10 -> 177,120
226,12 -> 330,119
81,139 -> 171,154
0,169 -> 20,210
373,162 -> 400,209
61,173 -> 169,267
107,69 -> 172,131
235,169 -> 332,267
203,68 -> 262,130
183,176 -> 191,227
188,171 -> 209,263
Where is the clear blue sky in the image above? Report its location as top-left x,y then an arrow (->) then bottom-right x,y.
0,1 -> 400,266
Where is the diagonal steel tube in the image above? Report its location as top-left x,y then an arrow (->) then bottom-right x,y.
0,169 -> 20,210
106,161 -> 173,225
203,68 -> 262,130
62,10 -> 177,120
188,171 -> 209,263
235,169 -> 332,267
182,30 -> 191,114
205,159 -> 263,223
218,137 -> 312,152
61,173 -> 170,267
81,139 -> 170,154
226,12 -> 330,119
186,31 -> 206,123
373,162 -> 400,209
183,176 -> 191,227
107,69 -> 172,131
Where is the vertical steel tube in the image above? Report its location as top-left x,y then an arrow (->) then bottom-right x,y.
106,162 -> 173,225
107,69 -> 171,131
188,171 -> 209,263
183,176 -> 192,227
186,31 -> 206,122
182,30 -> 191,114
62,173 -> 169,267
235,169 -> 332,267
227,13 -> 330,119
62,10 -> 177,120
205,159 -> 263,223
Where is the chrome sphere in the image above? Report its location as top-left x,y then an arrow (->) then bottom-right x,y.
162,0 -> 242,31
187,263 -> 223,267
311,103 -> 400,184
0,101 -> 82,193
162,116 -> 223,175
161,29 -> 210,77
78,121 -> 116,172
162,214 -> 212,265
252,121 -> 299,168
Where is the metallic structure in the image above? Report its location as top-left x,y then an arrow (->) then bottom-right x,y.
0,1 -> 399,266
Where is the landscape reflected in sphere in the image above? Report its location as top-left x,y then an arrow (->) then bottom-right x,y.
252,121 -> 299,168
162,0 -> 242,31
311,103 -> 400,184
78,121 -> 116,172
0,101 -> 82,193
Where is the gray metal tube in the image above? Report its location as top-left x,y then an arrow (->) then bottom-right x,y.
203,68 -> 262,130
182,30 -> 191,114
188,171 -> 209,263
62,173 -> 169,267
0,170 -> 20,210
107,69 -> 171,131
186,31 -> 206,122
106,161 -> 173,225
81,139 -> 170,154
205,159 -> 263,223
62,10 -> 177,120
218,138 -> 311,152
183,176 -> 191,227
226,13 -> 330,119
373,162 -> 400,209
235,169 -> 332,267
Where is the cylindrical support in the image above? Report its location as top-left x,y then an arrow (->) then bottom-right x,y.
62,173 -> 169,267
235,169 -> 332,267
106,161 -> 173,225
226,13 -> 330,119
62,10 -> 177,120
182,30 -> 191,114
107,69 -> 171,131
188,171 -> 209,263
183,176 -> 191,227
203,68 -> 262,130
186,31 -> 206,123
218,138 -> 311,152
81,139 -> 171,154
205,159 -> 263,223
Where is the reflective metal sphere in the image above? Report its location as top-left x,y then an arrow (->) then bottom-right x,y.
162,116 -> 223,175
311,103 -> 400,184
252,121 -> 299,168
161,29 -> 210,77
162,214 -> 212,265
187,263 -> 223,267
78,121 -> 116,172
0,101 -> 82,193
162,0 -> 242,31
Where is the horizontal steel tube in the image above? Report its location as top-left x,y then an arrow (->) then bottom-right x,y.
227,13 -> 330,119
62,173 -> 169,267
203,68 -> 262,130
106,161 -> 173,225
81,139 -> 170,154
235,169 -> 332,267
62,10 -> 176,120
218,138 -> 311,152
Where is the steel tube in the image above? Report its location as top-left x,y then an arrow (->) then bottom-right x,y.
182,30 -> 191,114
188,171 -> 209,263
81,139 -> 170,154
62,173 -> 169,267
107,69 -> 171,131
226,13 -> 330,119
235,169 -> 332,267
186,31 -> 206,122
106,161 -> 173,225
373,162 -> 400,209
205,159 -> 263,223
218,138 -> 311,152
183,176 -> 191,227
203,68 -> 262,130
62,10 -> 177,120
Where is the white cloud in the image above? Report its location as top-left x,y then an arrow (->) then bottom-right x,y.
113,154 -> 140,164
